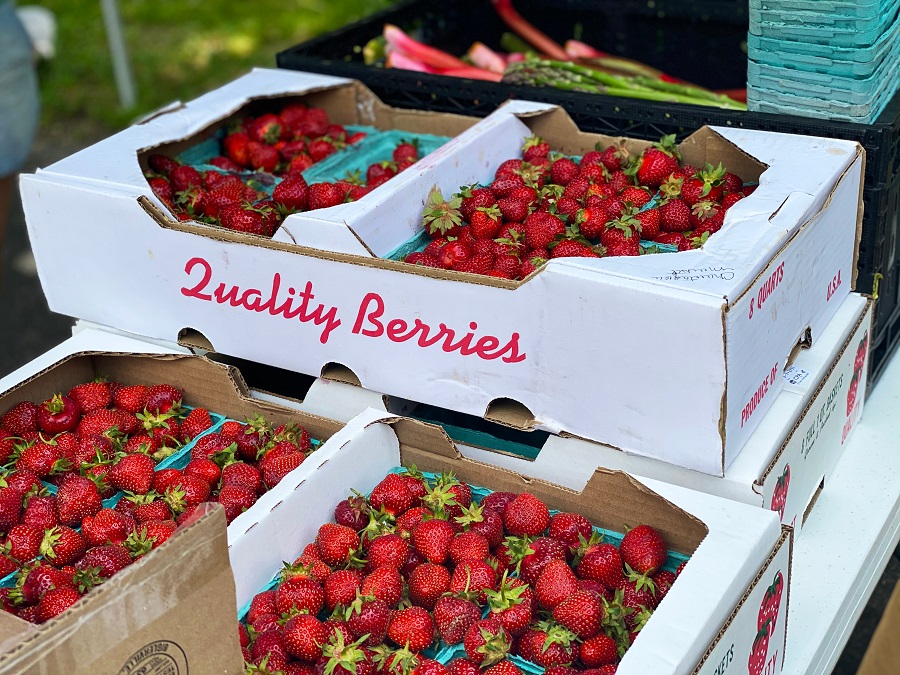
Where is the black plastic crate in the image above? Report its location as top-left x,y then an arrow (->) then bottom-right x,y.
277,0 -> 900,381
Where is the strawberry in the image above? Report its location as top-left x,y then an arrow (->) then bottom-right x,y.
450,559 -> 497,604
322,568 -> 362,612
550,158 -> 579,186
388,606 -> 435,652
183,458 -> 221,486
248,142 -> 280,173
408,562 -> 451,610
81,508 -> 133,547
484,662 -> 521,675
448,659 -> 481,675
633,136 -> 680,188
480,492 -> 515,515
619,186 -> 651,210
411,518 -> 455,564
131,498 -> 173,524
283,614 -> 328,661
17,441 -> 66,477
276,576 -> 325,616
463,618 -> 511,667
548,513 -> 593,553
681,163 -> 726,205
218,485 -> 257,523
1,402 -> 39,435
576,206 -> 609,240
66,381 -> 111,415
143,384 -> 182,415
108,453 -> 156,494
347,596 -> 391,646
317,523 -> 359,567
393,140 -> 419,164
413,660 -> 448,675
434,595 -> 481,644
652,569 -> 676,604
449,531 -> 490,564
164,475 -> 210,515
619,525 -> 667,576
485,576 -> 534,637
599,144 -> 629,172
273,176 -> 310,213
220,205 -> 266,235
523,623 -> 579,667
289,153 -> 315,173
34,585 -> 80,623
133,519 -> 177,550
550,239 -> 599,259
503,493 -> 550,537
470,206 -> 503,240
180,408 -> 213,441
633,207 -> 660,241
519,251 -> 548,277
75,543 -> 133,579
495,159 -> 523,177
535,559 -> 580,610
170,165 -> 202,193
308,183 -> 345,210
491,176 -> 526,199
369,473 -> 414,517
38,394 -> 81,435
454,254 -> 494,275
553,589 -> 603,639
459,186 -> 496,222
580,634 -> 619,667
261,451 -> 305,488
56,475 -> 103,526
519,537 -> 567,584
563,177 -> 590,200
659,198 -> 692,232
367,533 -> 409,570
21,496 -> 58,531
309,139 -> 337,163
524,212 -> 565,250
491,254 -> 521,279
437,241 -> 471,270
39,525 -> 85,566
113,385 -> 148,414
5,523 -> 44,562
361,566 -> 403,607
578,163 -> 606,184
523,135 -> 550,162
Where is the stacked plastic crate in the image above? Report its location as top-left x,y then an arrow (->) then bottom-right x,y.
748,0 -> 900,123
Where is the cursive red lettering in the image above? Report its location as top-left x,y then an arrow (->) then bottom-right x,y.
180,257 -> 213,301
501,334 -> 527,363
352,293 -> 385,337
213,282 -> 242,307
473,335 -> 500,357
241,288 -> 264,312
386,318 -> 410,341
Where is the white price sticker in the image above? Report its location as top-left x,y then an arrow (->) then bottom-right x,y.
783,365 -> 810,386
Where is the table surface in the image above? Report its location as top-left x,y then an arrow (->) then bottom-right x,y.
781,349 -> 900,674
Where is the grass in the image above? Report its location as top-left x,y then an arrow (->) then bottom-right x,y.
33,0 -> 394,139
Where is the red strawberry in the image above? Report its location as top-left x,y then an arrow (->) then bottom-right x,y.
220,205 -> 265,236
619,525 -> 667,576
69,381 -> 113,414
144,385 -> 182,415
361,566 -> 403,607
503,493 -> 549,537
261,452 -> 305,488
316,523 -> 359,567
108,453 -> 156,494
408,562 -> 451,610
347,596 -> 391,646
81,508 -> 133,547
36,586 -> 81,623
535,559 -> 580,610
273,176 -> 310,213
132,519 -> 177,550
283,614 -> 327,661
39,525 -> 85,566
276,576 -> 325,616
459,186 -> 496,222
393,140 -> 419,164
76,543 -> 133,579
183,458 -> 221,486
1,402 -> 39,435
5,523 -> 44,562
576,541 -> 624,588
470,206 -> 503,240
580,634 -> 619,667
56,476 -> 103,527
619,186 -> 651,210
464,618 -> 511,667
181,408 -> 213,441
522,135 -> 550,162
633,136 -> 680,188
434,595 -> 482,644
485,576 -> 534,636
553,589 -> 603,638
388,606 -> 435,652
411,518 -> 455,564
217,485 -> 256,523
522,623 -> 579,667
113,385 -> 148,414
659,199 -> 692,232
309,139 -> 337,163
247,142 -> 280,173
369,473 -> 414,517
550,239 -> 599,258
550,158 -> 579,186
21,495 -> 58,531
524,212 -> 565,250
548,513 -> 593,553
308,183 -> 345,210
170,165 -> 202,193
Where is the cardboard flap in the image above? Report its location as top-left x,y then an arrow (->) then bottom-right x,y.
0,504 -> 243,674
0,614 -> 33,660
388,417 -> 463,461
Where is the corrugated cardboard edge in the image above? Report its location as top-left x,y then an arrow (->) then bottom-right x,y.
755,297 -> 873,485
375,416 -> 709,555
692,526 -> 794,673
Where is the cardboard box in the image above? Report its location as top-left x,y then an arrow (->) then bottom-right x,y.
0,504 -> 243,674
227,408 -> 793,674
21,70 -> 863,475
454,292 -> 872,533
856,577 -> 900,675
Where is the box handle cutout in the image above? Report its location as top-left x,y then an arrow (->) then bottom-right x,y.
484,398 -> 537,431
785,325 -> 812,369
321,362 -> 361,387
178,327 -> 215,354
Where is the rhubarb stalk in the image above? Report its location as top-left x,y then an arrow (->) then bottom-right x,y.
468,42 -> 507,74
383,24 -> 469,70
491,0 -> 570,60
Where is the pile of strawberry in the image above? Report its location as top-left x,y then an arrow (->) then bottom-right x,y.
145,101 -> 423,237
0,386 -> 316,624
403,134 -> 755,280
239,469 -> 685,675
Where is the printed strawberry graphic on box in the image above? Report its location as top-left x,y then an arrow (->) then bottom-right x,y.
847,370 -> 860,417
770,465 -> 790,519
758,571 -> 785,632
748,619 -> 771,675
854,330 -> 869,373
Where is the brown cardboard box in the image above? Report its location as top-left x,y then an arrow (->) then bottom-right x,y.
0,504 -> 243,674
856,578 -> 900,675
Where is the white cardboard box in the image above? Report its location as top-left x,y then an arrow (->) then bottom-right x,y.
227,407 -> 792,675
20,68 -> 863,475
457,292 -> 872,533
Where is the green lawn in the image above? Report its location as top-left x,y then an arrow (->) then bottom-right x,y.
33,0 -> 392,137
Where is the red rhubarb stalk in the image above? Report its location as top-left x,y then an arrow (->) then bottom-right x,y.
467,42 -> 507,74
491,0 -> 570,60
440,67 -> 504,82
383,24 -> 469,70
386,50 -> 436,73
564,39 -> 608,59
